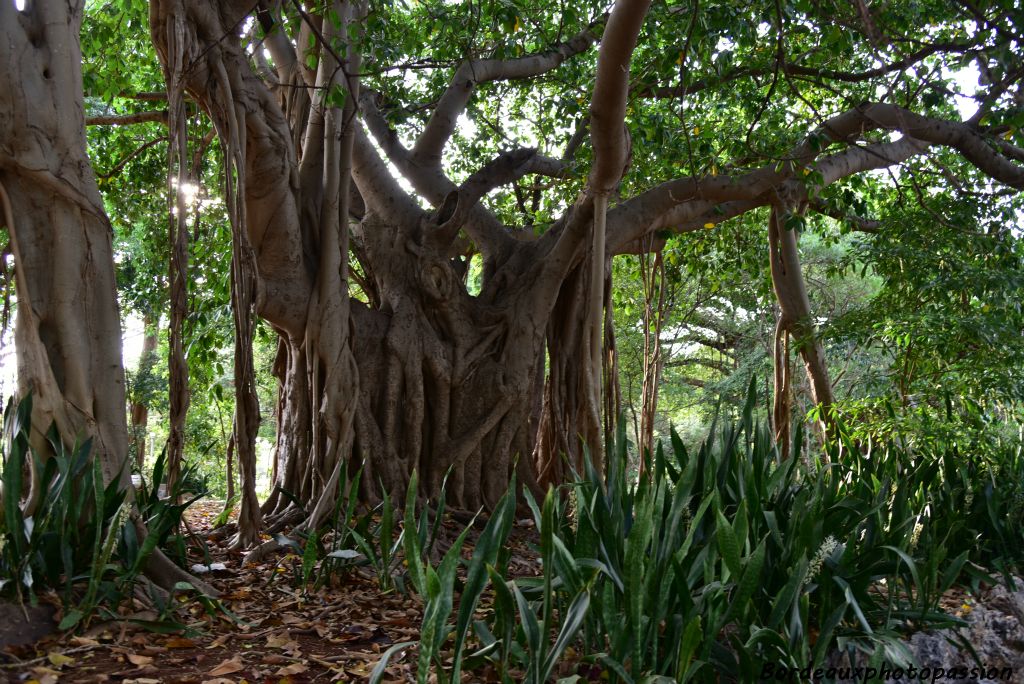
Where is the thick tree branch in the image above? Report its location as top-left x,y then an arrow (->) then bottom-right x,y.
411,18 -> 605,169
607,99 -> 1024,251
666,356 -> 732,374
350,124 -> 423,228
665,332 -> 737,354
637,42 -> 980,99
428,148 -> 542,246
360,90 -> 414,169
360,89 -> 514,255
859,103 -> 1024,189
588,2 -> 648,194
994,137 -> 1024,165
86,110 -> 169,126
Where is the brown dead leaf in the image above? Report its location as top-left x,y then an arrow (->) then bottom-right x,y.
69,636 -> 101,647
29,667 -> 60,684
163,636 -> 197,649
260,653 -> 289,665
127,654 -> 154,666
265,633 -> 292,648
208,655 -> 246,676
276,662 -> 309,676
208,634 -> 230,648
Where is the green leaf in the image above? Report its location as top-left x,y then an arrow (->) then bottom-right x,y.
715,508 -> 742,579
59,609 -> 84,631
540,589 -> 590,682
369,641 -> 416,684
451,476 -> 516,678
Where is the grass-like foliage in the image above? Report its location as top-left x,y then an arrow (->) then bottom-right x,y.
380,379 -> 1023,682
0,395 -> 208,631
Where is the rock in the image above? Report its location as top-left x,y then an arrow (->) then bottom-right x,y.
0,600 -> 56,648
907,579 -> 1024,680
826,578 -> 1024,683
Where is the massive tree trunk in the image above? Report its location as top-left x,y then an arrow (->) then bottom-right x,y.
143,0 -> 1024,540
148,1 -> 578,519
0,0 -> 130,500
0,0 -> 213,594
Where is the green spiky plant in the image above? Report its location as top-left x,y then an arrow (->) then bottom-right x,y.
1,395 -> 209,632
386,379 -> 1022,683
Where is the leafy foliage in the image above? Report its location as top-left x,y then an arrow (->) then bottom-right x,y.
0,396 -> 208,632
382,382 -> 1022,682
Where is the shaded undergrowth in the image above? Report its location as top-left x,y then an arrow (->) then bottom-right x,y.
371,380 -> 1023,682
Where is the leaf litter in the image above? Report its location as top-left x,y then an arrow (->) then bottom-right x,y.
0,498 -> 542,683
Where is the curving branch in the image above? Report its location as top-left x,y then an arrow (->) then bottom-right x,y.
637,41 -> 982,99
86,110 -> 169,126
606,101 -> 1024,251
360,88 -> 514,255
411,17 -> 605,169
349,124 -> 423,229
588,2 -> 647,194
858,103 -> 1024,189
428,148 -> 540,245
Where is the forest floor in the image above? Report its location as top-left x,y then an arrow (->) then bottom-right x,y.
2,502 -> 1020,683
0,499 -> 541,684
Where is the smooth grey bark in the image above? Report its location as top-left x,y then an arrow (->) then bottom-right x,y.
768,204 -> 835,445
0,0 -> 129,492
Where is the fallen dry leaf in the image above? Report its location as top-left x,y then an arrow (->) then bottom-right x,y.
163,636 -> 197,649
276,662 -> 309,676
208,634 -> 230,649
208,655 -> 246,676
46,652 -> 75,668
29,667 -> 61,684
127,654 -> 154,666
69,636 -> 101,647
265,633 -> 293,648
261,653 -> 289,665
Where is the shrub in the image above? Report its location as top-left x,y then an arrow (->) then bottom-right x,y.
386,380 -> 1022,682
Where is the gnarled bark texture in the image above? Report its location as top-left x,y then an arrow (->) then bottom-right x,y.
143,0 -> 1024,544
